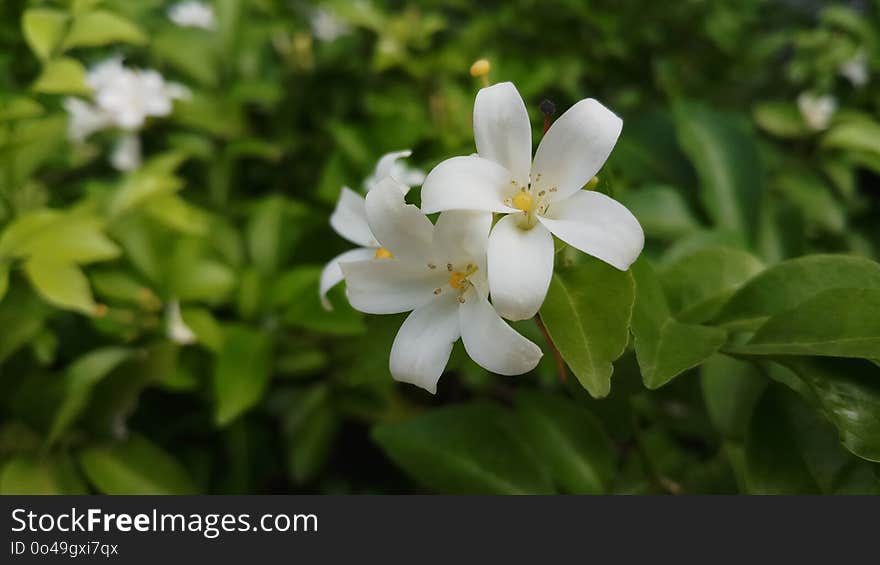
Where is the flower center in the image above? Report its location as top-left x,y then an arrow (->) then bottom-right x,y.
374,247 -> 393,259
435,263 -> 479,301
512,190 -> 534,212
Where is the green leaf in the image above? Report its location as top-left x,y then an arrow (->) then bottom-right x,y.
22,9 -> 69,61
0,455 -> 87,494
780,357 -> 880,462
276,267 -> 365,336
821,119 -> 880,156
513,391 -> 615,493
79,435 -> 198,494
62,10 -> 147,50
700,354 -> 767,440
25,258 -> 95,315
47,347 -> 132,447
247,195 -> 285,274
617,184 -> 700,240
180,307 -> 224,352
714,255 -> 880,330
283,385 -> 340,484
539,256 -> 635,398
214,325 -> 273,426
17,215 -> 120,265
674,102 -> 765,243
0,96 -> 44,121
372,402 -> 553,494
152,28 -> 219,87
631,259 -> 727,389
0,263 -> 8,303
752,101 -> 809,138
745,385 -> 878,494
660,245 -> 764,323
32,57 -> 89,95
738,288 -> 880,358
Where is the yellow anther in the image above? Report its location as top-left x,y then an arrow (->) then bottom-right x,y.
512,191 -> 534,212
448,271 -> 467,289
470,59 -> 491,78
374,247 -> 393,259
586,176 -> 600,189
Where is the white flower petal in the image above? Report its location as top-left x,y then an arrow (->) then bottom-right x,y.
364,177 -> 435,261
539,190 -> 644,271
110,134 -> 142,172
329,187 -> 376,247
421,155 -> 518,214
487,215 -> 554,321
365,150 -> 414,192
166,299 -> 196,345
319,247 -> 377,310
390,293 -> 461,393
340,259 -> 446,314
433,210 -> 492,275
532,98 -> 622,201
473,82 -> 532,186
459,292 -> 542,375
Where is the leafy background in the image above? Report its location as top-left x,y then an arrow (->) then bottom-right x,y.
1,0 -> 879,494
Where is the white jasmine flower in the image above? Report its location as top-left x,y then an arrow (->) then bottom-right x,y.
421,82 -> 644,321
166,300 -> 197,345
63,97 -> 112,142
839,50 -> 869,87
168,1 -> 217,30
797,92 -> 837,131
91,65 -> 188,130
110,133 -> 142,172
364,149 -> 426,192
339,178 -> 542,392
310,8 -> 350,42
320,150 -> 425,309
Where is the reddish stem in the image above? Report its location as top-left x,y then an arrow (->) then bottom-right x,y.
533,314 -> 567,383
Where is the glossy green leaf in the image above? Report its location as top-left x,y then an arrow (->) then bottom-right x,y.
62,10 -> 147,50
214,325 -> 273,426
79,435 -> 198,494
373,403 -> 553,494
631,259 -> 727,389
752,101 -> 809,138
513,391 -> 615,493
283,385 -> 340,484
821,119 -> 880,156
738,288 -> 880,358
674,103 -> 765,242
181,307 -> 224,352
745,385 -> 878,494
32,57 -> 89,95
714,255 -> 880,330
0,96 -> 44,121
700,354 -> 767,439
660,245 -> 764,323
22,9 -> 68,61
539,256 -> 635,398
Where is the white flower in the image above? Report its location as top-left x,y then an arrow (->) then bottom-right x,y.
90,63 -> 189,130
421,82 -> 644,321
110,133 -> 142,172
320,150 -> 425,309
797,92 -> 837,131
310,8 -> 350,42
168,1 -> 217,30
339,178 -> 542,393
166,300 -> 197,345
63,97 -> 112,142
364,149 -> 426,192
839,50 -> 869,87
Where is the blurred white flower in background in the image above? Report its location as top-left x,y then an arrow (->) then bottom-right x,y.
166,300 -> 197,345
339,178 -> 542,393
310,8 -> 350,42
839,50 -> 869,87
797,92 -> 837,131
167,1 -> 217,30
63,57 -> 190,171
320,150 -> 425,309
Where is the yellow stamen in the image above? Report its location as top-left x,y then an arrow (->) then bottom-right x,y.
585,176 -> 600,189
512,191 -> 534,212
374,247 -> 393,259
448,271 -> 467,289
470,59 -> 491,87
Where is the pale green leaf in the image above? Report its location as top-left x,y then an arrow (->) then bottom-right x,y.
214,325 -> 273,426
62,10 -> 148,50
25,258 -> 95,315
22,8 -> 68,61
32,57 -> 89,95
79,435 -> 198,494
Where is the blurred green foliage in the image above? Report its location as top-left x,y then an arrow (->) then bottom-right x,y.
1,0 -> 879,494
